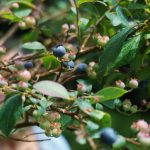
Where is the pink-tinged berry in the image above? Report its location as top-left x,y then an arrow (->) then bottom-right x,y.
137,131 -> 150,146
69,50 -> 76,60
115,80 -> 125,88
77,83 -> 87,93
15,60 -> 24,70
48,112 -> 61,121
70,24 -> 76,30
18,70 -> 31,82
131,120 -> 149,132
25,16 -> 36,27
98,35 -> 109,47
0,77 -> 8,86
0,91 -> 5,104
62,24 -> 69,33
129,78 -> 138,89
50,122 -> 61,129
18,81 -> 29,89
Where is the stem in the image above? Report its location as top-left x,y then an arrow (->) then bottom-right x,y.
126,138 -> 141,146
0,24 -> 18,46
73,0 -> 81,47
0,134 -> 51,142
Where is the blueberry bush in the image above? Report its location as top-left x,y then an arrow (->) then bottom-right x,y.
0,0 -> 150,149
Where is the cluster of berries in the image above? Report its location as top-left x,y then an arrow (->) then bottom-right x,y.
61,23 -> 76,34
10,3 -> 36,29
131,120 -> 150,147
115,78 -> 139,89
114,99 -> 138,114
52,45 -> 88,73
33,110 -> 62,137
94,33 -> 109,47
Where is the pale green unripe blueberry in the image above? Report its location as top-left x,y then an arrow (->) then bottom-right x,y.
129,78 -> 138,89
25,16 -> 36,27
130,105 -> 138,113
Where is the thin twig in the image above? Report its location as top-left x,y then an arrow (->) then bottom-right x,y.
87,137 -> 97,150
0,24 -> 18,46
73,0 -> 81,47
0,135 -> 51,142
126,138 -> 141,146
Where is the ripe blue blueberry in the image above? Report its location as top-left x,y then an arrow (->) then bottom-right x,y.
52,45 -> 66,58
63,61 -> 74,69
24,61 -> 33,69
68,61 -> 74,69
100,128 -> 117,145
77,63 -> 87,73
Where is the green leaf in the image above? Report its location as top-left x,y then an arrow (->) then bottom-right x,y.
89,110 -> 111,127
96,87 -> 127,102
77,99 -> 94,114
86,120 -> 99,131
33,80 -> 70,99
116,6 -> 129,26
78,0 -> 97,6
13,8 -> 32,17
0,11 -> 22,22
128,3 -> 150,9
98,27 -> 134,77
105,12 -> 121,26
111,34 -> 142,69
22,41 -> 46,52
42,55 -> 60,70
60,115 -> 73,129
0,94 -> 22,136
5,0 -> 36,9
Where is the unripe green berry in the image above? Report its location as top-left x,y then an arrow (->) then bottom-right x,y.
130,105 -> 138,113
123,104 -> 131,111
77,83 -> 87,93
33,110 -> 41,118
51,128 -> 62,137
18,22 -> 27,30
25,16 -> 36,27
114,99 -> 122,107
129,78 -> 138,89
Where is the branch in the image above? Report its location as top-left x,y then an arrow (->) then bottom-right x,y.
0,24 -> 18,46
